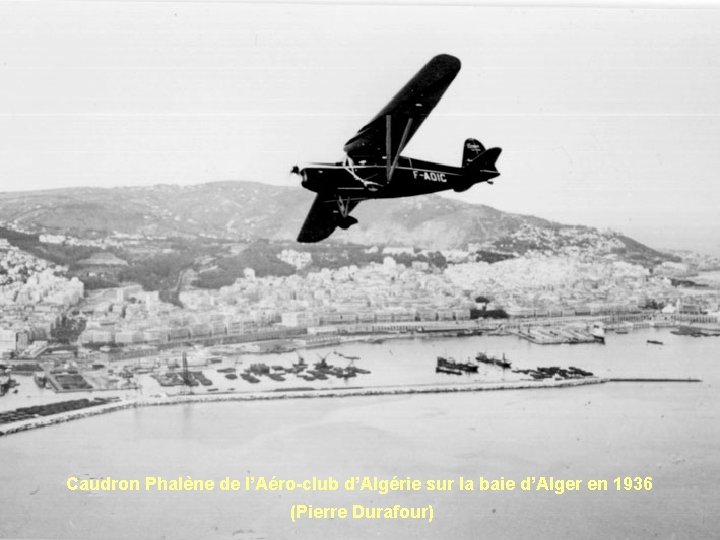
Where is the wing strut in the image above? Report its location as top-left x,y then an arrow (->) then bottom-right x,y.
389,118 -> 413,181
385,114 -> 392,180
385,115 -> 414,183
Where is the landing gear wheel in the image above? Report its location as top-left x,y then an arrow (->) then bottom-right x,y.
337,215 -> 358,230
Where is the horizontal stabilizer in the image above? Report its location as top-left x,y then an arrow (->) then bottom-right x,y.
455,144 -> 502,192
464,145 -> 501,176
473,147 -> 502,176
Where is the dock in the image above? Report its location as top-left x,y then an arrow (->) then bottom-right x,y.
514,326 -> 598,345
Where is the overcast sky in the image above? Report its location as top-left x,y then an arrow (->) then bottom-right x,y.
1,1 -> 719,254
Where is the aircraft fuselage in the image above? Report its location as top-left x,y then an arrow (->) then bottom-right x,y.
298,156 -> 472,199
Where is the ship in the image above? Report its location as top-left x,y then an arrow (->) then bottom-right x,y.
0,375 -> 11,396
216,367 -> 236,373
306,370 -> 327,380
340,355 -> 371,376
336,369 -> 357,379
240,372 -> 260,384
248,363 -> 270,375
437,356 -> 478,373
590,322 -> 606,343
568,366 -> 594,377
34,373 -> 48,389
647,339 -> 664,345
475,352 -> 511,369
0,372 -> 18,396
289,355 -> 308,373
347,365 -> 371,375
314,356 -> 333,371
436,364 -> 463,375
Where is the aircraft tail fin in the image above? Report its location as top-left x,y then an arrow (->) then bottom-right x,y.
462,138 -> 486,167
456,139 -> 501,192
462,138 -> 502,176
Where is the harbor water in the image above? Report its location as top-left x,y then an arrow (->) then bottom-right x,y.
1,328 -> 718,539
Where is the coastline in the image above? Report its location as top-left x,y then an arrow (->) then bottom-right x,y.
0,376 -> 605,437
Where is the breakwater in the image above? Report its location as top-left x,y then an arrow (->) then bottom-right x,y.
0,377 -> 605,437
608,378 -> 702,383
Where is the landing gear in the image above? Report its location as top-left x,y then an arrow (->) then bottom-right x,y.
336,196 -> 358,230
338,215 -> 358,230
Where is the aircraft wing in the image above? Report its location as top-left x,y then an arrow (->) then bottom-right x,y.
343,54 -> 461,161
297,194 -> 362,243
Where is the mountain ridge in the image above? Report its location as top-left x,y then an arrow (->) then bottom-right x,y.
0,181 -> 671,263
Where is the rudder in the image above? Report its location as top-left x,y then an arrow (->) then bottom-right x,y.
462,138 -> 486,168
455,139 -> 502,192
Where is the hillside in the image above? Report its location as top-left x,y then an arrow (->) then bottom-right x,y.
0,181 -> 676,263
1,181 -> 568,249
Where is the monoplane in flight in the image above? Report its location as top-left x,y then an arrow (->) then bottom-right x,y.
293,54 -> 502,243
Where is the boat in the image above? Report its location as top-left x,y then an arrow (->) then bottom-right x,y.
289,356 -> 307,374
314,356 -> 333,371
225,373 -> 238,380
436,365 -> 463,375
590,322 -> 606,343
268,372 -> 286,382
306,370 -> 327,380
568,366 -> 594,377
437,356 -> 478,373
647,340 -> 664,345
248,363 -> 270,375
0,372 -> 16,396
348,366 -> 371,375
34,373 -> 48,388
240,373 -> 260,384
475,352 -> 511,369
217,367 -> 236,373
334,369 -> 357,379
342,357 -> 371,376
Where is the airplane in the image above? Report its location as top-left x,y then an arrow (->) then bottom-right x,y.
293,53 -> 502,243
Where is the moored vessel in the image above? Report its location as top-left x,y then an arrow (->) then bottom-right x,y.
437,356 -> 478,373
590,322 -> 606,343
475,352 -> 511,369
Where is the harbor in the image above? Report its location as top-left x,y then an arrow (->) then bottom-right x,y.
1,324 -> 718,539
0,325 -> 711,436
